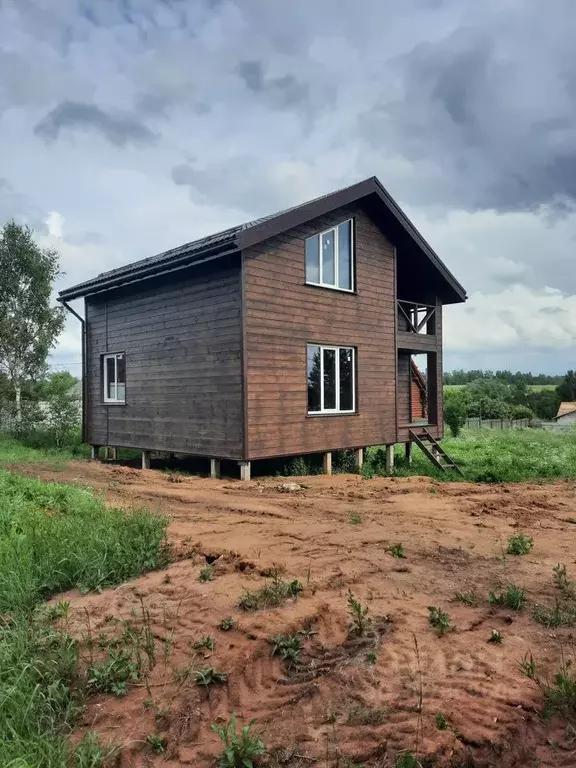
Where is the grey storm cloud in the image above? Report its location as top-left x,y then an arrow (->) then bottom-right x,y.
363,15 -> 576,213
34,101 -> 158,146
237,60 -> 310,110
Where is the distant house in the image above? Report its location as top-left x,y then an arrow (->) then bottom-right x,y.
58,176 -> 467,478
554,402 -> 576,424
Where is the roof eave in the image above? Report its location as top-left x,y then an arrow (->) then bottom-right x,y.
58,240 -> 240,301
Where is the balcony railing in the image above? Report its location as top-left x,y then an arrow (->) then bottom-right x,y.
397,300 -> 436,335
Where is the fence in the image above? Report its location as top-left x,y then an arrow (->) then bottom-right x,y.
465,418 -> 534,430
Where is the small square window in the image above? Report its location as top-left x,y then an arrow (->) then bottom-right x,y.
103,352 -> 126,404
305,218 -> 354,292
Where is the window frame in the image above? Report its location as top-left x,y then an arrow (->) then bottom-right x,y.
102,351 -> 126,405
305,218 -> 355,293
306,343 -> 356,416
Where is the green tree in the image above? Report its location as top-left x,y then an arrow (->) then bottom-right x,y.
444,392 -> 468,437
557,370 -> 576,402
511,404 -> 534,420
0,221 -> 65,423
40,372 -> 81,448
528,389 -> 561,420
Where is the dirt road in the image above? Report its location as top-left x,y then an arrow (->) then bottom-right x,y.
18,460 -> 576,767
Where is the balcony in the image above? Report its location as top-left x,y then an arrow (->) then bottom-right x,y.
397,300 -> 437,351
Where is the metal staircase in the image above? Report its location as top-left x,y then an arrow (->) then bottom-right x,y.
409,428 -> 462,475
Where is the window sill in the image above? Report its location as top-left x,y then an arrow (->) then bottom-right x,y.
101,401 -> 127,406
307,411 -> 358,418
305,281 -> 356,296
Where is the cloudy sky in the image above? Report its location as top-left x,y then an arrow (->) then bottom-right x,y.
1,0 -> 576,375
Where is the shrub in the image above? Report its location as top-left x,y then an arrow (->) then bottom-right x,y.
444,394 -> 468,437
506,533 -> 534,556
269,633 -> 303,668
211,713 -> 266,768
387,543 -> 405,559
195,667 -> 228,686
427,606 -> 451,635
219,617 -> 236,632
347,590 -> 370,636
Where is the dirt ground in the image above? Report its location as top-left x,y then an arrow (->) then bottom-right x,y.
16,460 -> 576,767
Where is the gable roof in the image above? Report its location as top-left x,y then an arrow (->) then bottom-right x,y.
554,402 -> 576,419
58,176 -> 467,303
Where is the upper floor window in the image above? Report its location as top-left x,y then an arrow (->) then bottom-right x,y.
305,219 -> 354,292
103,352 -> 126,404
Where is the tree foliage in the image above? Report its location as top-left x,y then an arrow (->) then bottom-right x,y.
0,221 -> 65,421
557,370 -> 576,402
444,392 -> 468,437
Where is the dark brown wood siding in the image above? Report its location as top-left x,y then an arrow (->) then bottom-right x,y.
242,205 -> 397,459
85,255 -> 243,457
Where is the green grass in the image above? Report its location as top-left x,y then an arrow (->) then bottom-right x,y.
0,470 -> 169,613
443,384 -> 556,393
0,433 -> 90,465
0,469 -> 169,766
367,428 -> 576,483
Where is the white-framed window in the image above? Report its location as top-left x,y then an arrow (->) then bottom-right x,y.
103,352 -> 126,404
307,344 -> 355,414
305,218 -> 354,292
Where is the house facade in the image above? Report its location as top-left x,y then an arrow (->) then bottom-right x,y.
59,177 -> 466,478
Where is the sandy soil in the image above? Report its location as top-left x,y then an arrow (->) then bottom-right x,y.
16,460 -> 576,767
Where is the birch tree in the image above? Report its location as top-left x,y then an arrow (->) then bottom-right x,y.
0,221 -> 65,423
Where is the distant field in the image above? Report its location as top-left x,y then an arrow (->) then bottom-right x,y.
444,383 -> 557,393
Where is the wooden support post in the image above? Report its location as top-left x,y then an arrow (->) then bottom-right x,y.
141,450 -> 151,470
323,451 -> 332,475
405,442 -> 413,466
354,447 -> 364,469
210,458 -> 221,479
239,461 -> 251,481
90,445 -> 100,461
385,444 -> 395,473
104,446 -> 117,461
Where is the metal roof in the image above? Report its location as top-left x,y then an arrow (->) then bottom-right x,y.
59,176 -> 467,303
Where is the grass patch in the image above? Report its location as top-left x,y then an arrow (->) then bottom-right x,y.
489,583 -> 526,610
0,469 -> 169,765
346,704 -> 388,726
532,600 -> 576,628
520,653 -> 576,717
454,590 -> 477,606
0,432 -> 91,464
198,564 -> 214,583
0,470 -> 169,614
238,573 -> 303,611
366,429 -> 576,483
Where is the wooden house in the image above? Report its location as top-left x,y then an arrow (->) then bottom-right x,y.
59,176 -> 467,479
